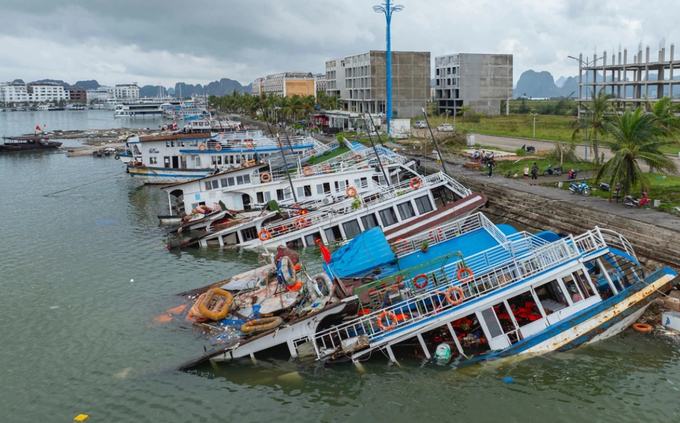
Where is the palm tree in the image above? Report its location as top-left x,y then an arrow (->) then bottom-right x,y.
596,106 -> 677,195
572,89 -> 614,163
289,95 -> 303,121
646,96 -> 680,135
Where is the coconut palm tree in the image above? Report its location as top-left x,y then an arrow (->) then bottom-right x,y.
646,96 -> 680,135
596,106 -> 677,195
572,89 -> 614,163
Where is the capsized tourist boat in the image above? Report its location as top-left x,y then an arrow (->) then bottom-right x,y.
0,134 -> 62,152
173,212 -> 677,369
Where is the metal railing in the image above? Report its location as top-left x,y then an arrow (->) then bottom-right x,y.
313,229 -> 609,359
597,228 -> 637,261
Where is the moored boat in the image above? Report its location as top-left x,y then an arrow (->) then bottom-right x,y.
0,134 -> 62,152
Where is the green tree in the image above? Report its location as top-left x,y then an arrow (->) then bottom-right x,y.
596,107 -> 677,195
573,89 -> 614,163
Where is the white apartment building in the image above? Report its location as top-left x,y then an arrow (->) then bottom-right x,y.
27,83 -> 68,102
325,58 -> 345,98
111,84 -> 140,101
252,77 -> 264,97
86,88 -> 112,103
314,74 -> 326,96
0,82 -> 29,103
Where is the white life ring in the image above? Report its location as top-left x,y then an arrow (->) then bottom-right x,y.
214,143 -> 223,151
310,272 -> 333,297
279,256 -> 297,287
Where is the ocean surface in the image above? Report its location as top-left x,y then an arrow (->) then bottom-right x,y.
1,111 -> 680,422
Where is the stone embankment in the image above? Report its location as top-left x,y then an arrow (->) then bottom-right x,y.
414,156 -> 680,273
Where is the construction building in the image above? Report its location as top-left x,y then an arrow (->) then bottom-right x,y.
325,50 -> 430,117
252,72 -> 316,98
434,53 -> 513,116
575,44 -> 680,116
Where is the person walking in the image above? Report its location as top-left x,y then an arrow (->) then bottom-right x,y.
523,164 -> 530,185
530,162 -> 539,185
487,160 -> 493,177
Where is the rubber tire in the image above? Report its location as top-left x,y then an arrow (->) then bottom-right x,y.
114,153 -> 120,160
554,170 -> 561,176
624,200 -> 635,209
569,188 -> 576,195
543,171 -> 550,176
582,188 -> 591,196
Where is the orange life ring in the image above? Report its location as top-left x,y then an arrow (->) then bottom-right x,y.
323,166 -> 332,174
245,140 -> 254,150
395,238 -> 409,252
429,227 -> 443,242
354,154 -> 362,163
346,186 -> 357,197
410,177 -> 421,189
294,217 -> 306,229
291,204 -> 302,215
214,143 -> 223,151
632,322 -> 653,333
413,274 -> 429,289
198,143 -> 207,151
260,173 -> 271,183
445,286 -> 464,305
457,267 -> 473,283
377,311 -> 397,331
303,166 -> 314,176
258,229 -> 271,241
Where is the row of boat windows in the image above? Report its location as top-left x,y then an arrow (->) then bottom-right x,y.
211,154 -> 267,165
165,140 -> 202,147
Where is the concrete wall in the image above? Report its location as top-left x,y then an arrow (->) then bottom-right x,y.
370,51 -> 430,118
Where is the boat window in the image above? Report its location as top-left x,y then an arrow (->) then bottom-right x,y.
149,157 -> 157,165
164,156 -> 171,169
304,185 -> 312,196
166,141 -> 171,147
585,258 -> 616,298
283,187 -> 292,200
342,220 -> 361,239
236,176 -> 244,185
534,280 -> 568,314
276,189 -> 284,201
480,308 -> 503,338
561,274 -> 586,303
297,187 -> 304,198
256,192 -> 264,203
506,291 -> 543,326
494,302 -> 520,343
316,184 -> 324,195
229,156 -> 234,164
241,227 -> 257,241
304,232 -> 322,247
204,181 -> 211,191
264,192 -> 271,202
244,175 -> 250,184
397,201 -> 415,220
323,183 -> 331,194
431,186 -> 456,208
414,195 -> 434,214
325,226 -> 342,242
378,207 -> 398,227
450,314 -> 489,356
360,213 -> 379,230
236,155 -> 241,164
573,269 -> 595,297
220,178 -> 228,188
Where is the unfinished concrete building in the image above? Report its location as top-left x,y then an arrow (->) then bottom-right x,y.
576,44 -> 680,116
434,53 -> 513,116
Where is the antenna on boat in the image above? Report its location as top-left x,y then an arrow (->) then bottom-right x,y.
276,130 -> 298,203
363,115 -> 391,187
422,107 -> 449,175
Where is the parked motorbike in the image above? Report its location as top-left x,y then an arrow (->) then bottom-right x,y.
569,179 -> 591,196
623,192 -> 650,208
543,164 -> 563,176
568,168 -> 579,180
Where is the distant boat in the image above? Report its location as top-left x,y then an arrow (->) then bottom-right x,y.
0,134 -> 62,152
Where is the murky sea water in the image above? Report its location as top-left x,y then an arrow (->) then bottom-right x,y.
1,111 -> 680,422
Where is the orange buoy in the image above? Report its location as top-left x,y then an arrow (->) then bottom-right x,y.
294,217 -> 307,229
632,322 -> 653,333
198,144 -> 207,151
258,229 -> 271,241
445,286 -> 465,305
303,166 -> 314,176
377,311 -> 397,331
214,143 -> 223,151
354,154 -> 362,163
245,140 -> 254,150
260,173 -> 271,183
413,274 -> 429,289
346,186 -> 357,197
457,267 -> 473,283
323,166 -> 332,174
395,238 -> 409,252
410,177 -> 421,189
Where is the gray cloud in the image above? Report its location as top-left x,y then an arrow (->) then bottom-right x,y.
0,0 -> 678,87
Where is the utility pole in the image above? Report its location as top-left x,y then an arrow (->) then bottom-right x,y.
373,0 -> 403,136
422,107 -> 449,175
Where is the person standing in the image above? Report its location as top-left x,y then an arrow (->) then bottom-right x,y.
487,160 -> 493,177
523,164 -> 530,185
531,162 -> 539,185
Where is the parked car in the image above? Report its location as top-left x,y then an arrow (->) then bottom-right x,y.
413,120 -> 427,129
437,123 -> 454,132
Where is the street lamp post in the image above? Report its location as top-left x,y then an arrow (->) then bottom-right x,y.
568,54 -> 604,162
373,0 -> 403,137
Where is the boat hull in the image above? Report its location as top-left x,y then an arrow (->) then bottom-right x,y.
127,165 -> 215,184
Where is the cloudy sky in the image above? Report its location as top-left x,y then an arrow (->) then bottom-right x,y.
0,0 -> 678,88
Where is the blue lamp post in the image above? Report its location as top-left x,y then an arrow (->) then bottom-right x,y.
373,0 -> 403,136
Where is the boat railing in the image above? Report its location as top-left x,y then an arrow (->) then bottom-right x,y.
422,172 -> 473,199
313,230 -> 608,359
261,198 -> 357,237
596,227 -> 637,261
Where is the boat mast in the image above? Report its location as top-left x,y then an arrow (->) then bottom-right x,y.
422,107 -> 449,175
363,115 -> 391,186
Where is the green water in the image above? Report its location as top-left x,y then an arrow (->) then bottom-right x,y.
1,115 -> 680,422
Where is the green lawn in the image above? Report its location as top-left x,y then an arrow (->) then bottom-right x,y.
490,158 -> 599,178
307,145 -> 350,164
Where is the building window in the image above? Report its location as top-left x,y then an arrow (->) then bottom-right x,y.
342,220 -> 361,239
397,201 -> 415,220
378,208 -> 398,227
414,195 -> 433,214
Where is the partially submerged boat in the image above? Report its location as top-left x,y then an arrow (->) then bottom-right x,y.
174,212 -> 677,369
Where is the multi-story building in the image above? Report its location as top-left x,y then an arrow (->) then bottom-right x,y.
325,51 -> 431,117
252,77 -> 264,97
0,82 -> 29,103
256,72 -> 315,98
434,53 -> 513,116
314,74 -> 327,96
27,83 -> 68,103
111,84 -> 140,101
86,87 -> 112,103
66,86 -> 87,103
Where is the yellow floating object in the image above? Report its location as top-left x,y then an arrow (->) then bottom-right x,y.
198,288 -> 233,321
74,415 -> 89,422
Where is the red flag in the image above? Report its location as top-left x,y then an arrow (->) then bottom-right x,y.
36,125 -> 41,131
319,244 -> 331,265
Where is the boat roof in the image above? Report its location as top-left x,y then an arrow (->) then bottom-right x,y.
2,135 -> 50,141
137,133 -> 212,142
161,161 -> 269,190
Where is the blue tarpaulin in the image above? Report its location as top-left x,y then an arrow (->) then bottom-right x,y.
328,227 -> 395,278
